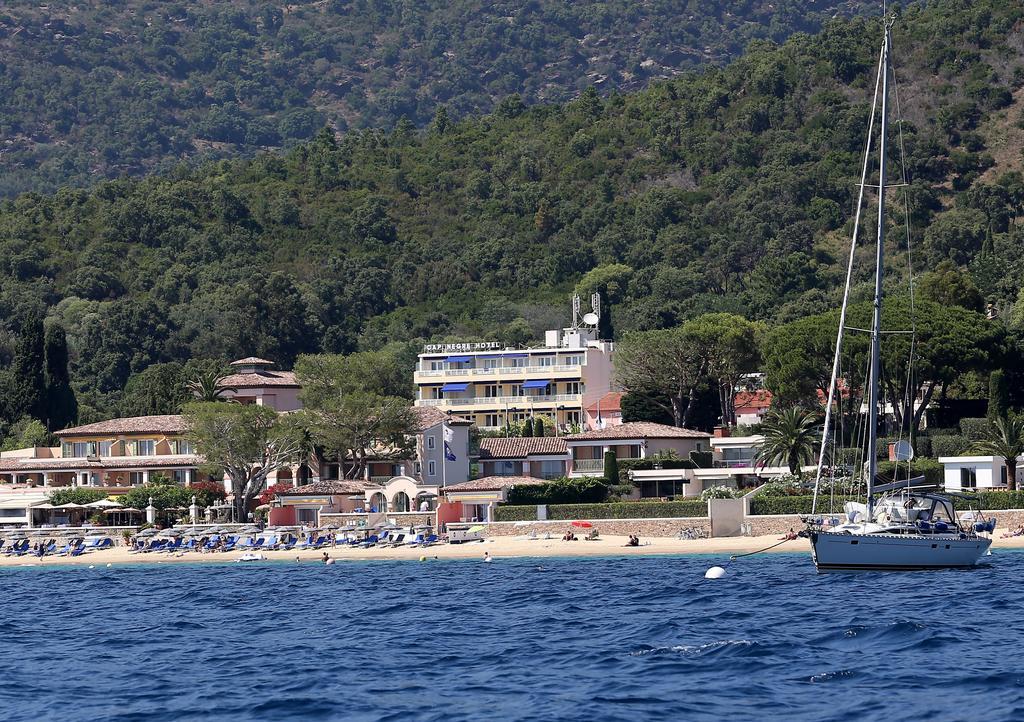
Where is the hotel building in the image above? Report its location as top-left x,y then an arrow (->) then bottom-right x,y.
413,326 -> 615,432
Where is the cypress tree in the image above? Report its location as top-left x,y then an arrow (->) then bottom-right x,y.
44,323 -> 78,431
988,369 -> 1010,422
533,417 -> 545,437
521,418 -> 534,437
603,450 -> 619,485
11,313 -> 46,423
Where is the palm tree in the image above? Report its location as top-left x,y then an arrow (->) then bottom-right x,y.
756,407 -> 821,476
187,367 -> 235,402
972,416 -> 1024,492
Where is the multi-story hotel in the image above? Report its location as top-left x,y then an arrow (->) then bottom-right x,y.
413,325 -> 615,432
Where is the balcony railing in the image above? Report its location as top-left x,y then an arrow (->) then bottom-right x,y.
573,458 -> 606,473
417,394 -> 583,408
417,363 -> 583,376
369,475 -> 393,484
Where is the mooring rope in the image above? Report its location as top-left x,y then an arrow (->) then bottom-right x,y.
728,537 -> 794,561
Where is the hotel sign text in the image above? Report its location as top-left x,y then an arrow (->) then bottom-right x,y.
422,342 -> 501,353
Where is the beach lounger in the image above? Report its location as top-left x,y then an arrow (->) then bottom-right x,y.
405,534 -> 425,547
358,535 -> 380,548
420,534 -> 439,547
386,533 -> 406,547
69,545 -> 86,557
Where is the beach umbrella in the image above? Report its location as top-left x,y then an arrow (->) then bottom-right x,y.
137,528 -> 158,537
55,502 -> 86,509
84,499 -> 122,508
571,521 -> 593,529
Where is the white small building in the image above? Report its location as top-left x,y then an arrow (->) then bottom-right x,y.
938,455 -> 1023,491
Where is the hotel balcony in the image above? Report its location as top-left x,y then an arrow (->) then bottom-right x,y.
414,363 -> 583,384
415,393 -> 583,410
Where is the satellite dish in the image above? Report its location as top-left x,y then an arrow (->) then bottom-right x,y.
892,440 -> 914,462
582,312 -> 599,326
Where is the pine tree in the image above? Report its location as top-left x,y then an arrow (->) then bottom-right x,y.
44,323 -> 78,431
11,313 -> 46,423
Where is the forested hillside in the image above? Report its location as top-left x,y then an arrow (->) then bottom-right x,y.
0,0 -> 876,196
1,0 -> 1024,435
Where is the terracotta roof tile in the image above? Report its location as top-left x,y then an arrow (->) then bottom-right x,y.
733,390 -> 773,410
410,407 -> 472,432
219,370 -> 299,389
478,437 -> 567,459
278,480 -> 374,495
230,357 -> 275,366
443,476 -> 547,492
564,421 -> 710,441
0,454 -> 203,472
54,415 -> 187,438
586,391 -> 623,413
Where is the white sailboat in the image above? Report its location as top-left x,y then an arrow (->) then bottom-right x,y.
802,17 -> 993,571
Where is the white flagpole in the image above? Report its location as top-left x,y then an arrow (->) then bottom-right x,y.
441,423 -> 448,489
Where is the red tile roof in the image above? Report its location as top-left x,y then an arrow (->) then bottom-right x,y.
410,407 -> 473,432
230,357 -> 275,366
54,415 -> 187,438
0,454 -> 203,472
734,389 -> 773,411
478,437 -> 567,459
278,480 -> 374,495
586,391 -> 623,413
443,476 -> 547,492
219,370 -> 299,389
564,421 -> 710,441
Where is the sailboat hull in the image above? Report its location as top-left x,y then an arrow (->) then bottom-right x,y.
810,531 -> 992,571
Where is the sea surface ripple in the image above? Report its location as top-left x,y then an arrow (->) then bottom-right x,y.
2,551 -> 1023,721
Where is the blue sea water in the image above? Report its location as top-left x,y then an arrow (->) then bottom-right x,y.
1,551 -> 1023,722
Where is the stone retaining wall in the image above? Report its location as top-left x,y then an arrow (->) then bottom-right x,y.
742,515 -> 804,536
483,517 -> 710,538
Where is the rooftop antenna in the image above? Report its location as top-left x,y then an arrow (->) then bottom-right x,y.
571,294 -> 582,329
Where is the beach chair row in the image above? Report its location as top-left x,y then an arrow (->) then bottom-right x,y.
1,537 -> 111,557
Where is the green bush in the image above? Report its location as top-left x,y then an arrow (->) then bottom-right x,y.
506,476 -> 608,505
877,458 -> 944,486
47,487 -> 110,506
689,450 -> 713,468
968,491 -> 1024,510
960,417 -> 991,441
493,506 -> 540,521
750,495 -> 860,515
547,500 -> 708,520
913,436 -> 933,458
119,482 -> 225,511
931,434 -> 971,457
616,457 -> 696,485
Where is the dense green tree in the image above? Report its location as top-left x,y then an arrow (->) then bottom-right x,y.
43,323 -> 77,431
184,402 -> 304,521
122,362 -> 188,416
917,260 -> 984,312
988,369 -> 1010,422
11,314 -> 46,423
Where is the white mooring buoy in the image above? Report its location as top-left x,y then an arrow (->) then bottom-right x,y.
704,566 -> 726,579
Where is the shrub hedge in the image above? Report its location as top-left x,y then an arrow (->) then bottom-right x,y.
749,495 -> 861,515
931,434 -> 971,458
968,491 -> 1024,510
960,417 -> 991,440
877,458 -> 944,486
548,501 -> 708,519
493,500 -> 708,522
493,506 -> 539,522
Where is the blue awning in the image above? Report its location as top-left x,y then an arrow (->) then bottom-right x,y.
503,353 -> 528,358
521,379 -> 552,389
441,382 -> 470,392
446,356 -> 472,363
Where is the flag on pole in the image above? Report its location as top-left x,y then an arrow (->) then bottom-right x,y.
443,424 -> 457,461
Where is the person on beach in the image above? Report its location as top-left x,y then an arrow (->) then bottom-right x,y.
779,528 -> 799,541
627,535 -> 639,547
1001,525 -> 1024,538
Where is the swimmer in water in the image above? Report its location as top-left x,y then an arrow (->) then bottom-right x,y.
322,552 -> 330,563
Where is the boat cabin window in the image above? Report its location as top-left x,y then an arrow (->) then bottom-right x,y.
927,498 -> 955,524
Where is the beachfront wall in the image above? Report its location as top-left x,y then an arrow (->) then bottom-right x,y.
483,517 -> 711,538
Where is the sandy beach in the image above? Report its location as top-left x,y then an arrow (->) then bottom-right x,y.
2,533 -> 1021,567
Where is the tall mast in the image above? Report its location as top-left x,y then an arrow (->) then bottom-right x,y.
866,21 -> 892,521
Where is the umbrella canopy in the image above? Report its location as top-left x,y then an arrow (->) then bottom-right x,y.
31,503 -> 56,510
571,521 -> 593,528
54,502 -> 86,509
467,525 -> 485,533
136,528 -> 159,537
106,507 -> 142,514
84,499 -> 122,508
